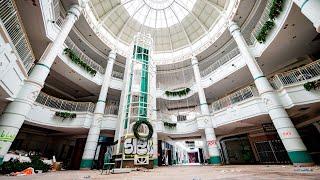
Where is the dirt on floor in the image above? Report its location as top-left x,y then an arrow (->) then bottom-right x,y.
1,165 -> 320,180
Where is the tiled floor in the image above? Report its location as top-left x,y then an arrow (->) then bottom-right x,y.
1,165 -> 320,180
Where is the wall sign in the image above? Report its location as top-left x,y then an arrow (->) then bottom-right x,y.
123,135 -> 153,160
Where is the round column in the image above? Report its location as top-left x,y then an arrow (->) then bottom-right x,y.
114,56 -> 132,155
151,64 -> 158,167
228,21 -> 313,166
293,0 -> 320,33
0,4 -> 81,164
191,57 -> 221,165
80,50 -> 117,169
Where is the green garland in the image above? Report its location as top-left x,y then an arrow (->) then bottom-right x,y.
304,80 -> 320,91
164,122 -> 177,129
55,111 -> 77,119
165,88 -> 191,97
256,0 -> 285,43
133,120 -> 153,141
63,48 -> 97,76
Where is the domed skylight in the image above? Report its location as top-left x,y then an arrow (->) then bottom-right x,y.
83,0 -> 240,64
122,0 -> 197,28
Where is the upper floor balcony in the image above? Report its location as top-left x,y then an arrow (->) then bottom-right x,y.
0,0 -> 36,72
26,92 -> 119,130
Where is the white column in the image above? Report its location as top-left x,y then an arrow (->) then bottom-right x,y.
80,50 -> 116,169
0,4 -> 81,164
114,56 -> 132,154
151,64 -> 158,167
228,21 -> 313,166
293,0 -> 320,33
191,57 -> 221,165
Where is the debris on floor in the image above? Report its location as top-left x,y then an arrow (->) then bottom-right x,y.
10,167 -> 35,176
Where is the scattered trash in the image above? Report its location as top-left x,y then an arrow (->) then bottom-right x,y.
10,167 -> 35,176
294,168 -> 313,172
83,175 -> 91,179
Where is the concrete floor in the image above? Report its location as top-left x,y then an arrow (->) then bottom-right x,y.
1,165 -> 320,180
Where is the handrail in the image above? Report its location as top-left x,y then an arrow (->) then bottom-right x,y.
211,86 -> 258,112
111,71 -> 124,80
270,60 -> 320,89
200,47 -> 240,77
35,92 -> 95,113
64,37 -> 105,74
0,0 -> 36,72
104,100 -> 120,115
36,92 -> 120,115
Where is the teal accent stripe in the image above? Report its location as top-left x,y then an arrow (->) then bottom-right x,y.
287,151 -> 313,164
200,103 -> 208,105
36,63 -> 50,70
254,75 -> 265,81
0,156 -> 4,165
153,158 -> 158,167
209,156 -> 221,165
301,0 -> 309,9
80,159 -> 93,169
97,100 -> 106,103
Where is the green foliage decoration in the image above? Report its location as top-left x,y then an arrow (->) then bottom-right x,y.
55,111 -> 77,119
0,156 -> 51,174
256,0 -> 285,43
303,81 -> 319,91
269,0 -> 284,20
163,122 -> 177,129
256,21 -> 275,43
165,88 -> 191,97
63,48 -> 97,76
133,120 -> 153,141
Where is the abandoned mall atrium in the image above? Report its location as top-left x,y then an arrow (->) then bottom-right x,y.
0,0 -> 320,179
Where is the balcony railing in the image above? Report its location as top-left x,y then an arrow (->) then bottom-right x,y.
36,92 -> 120,115
211,86 -> 258,112
200,47 -> 240,77
270,60 -> 320,89
104,100 -> 120,115
0,0 -> 36,72
249,0 -> 274,45
36,92 -> 95,113
112,71 -> 124,80
64,37 -> 105,74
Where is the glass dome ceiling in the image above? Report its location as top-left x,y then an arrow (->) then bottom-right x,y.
83,0 -> 239,64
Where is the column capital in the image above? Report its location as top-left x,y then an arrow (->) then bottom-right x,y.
67,4 -> 82,21
108,50 -> 117,62
228,21 -> 240,35
191,56 -> 198,66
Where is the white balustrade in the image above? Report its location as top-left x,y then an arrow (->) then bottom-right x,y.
111,70 -> 124,79
0,0 -> 36,72
104,100 -> 120,115
249,0 -> 274,45
36,92 -> 95,112
200,47 -> 240,77
64,37 -> 105,74
211,86 -> 258,111
270,60 -> 320,89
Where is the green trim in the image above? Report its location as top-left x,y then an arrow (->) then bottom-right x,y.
97,100 -> 106,103
209,156 -> 221,165
254,75 -> 265,81
301,0 -> 309,9
36,63 -> 50,70
287,151 -> 313,164
0,156 -> 4,165
80,159 -> 93,169
153,158 -> 158,167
